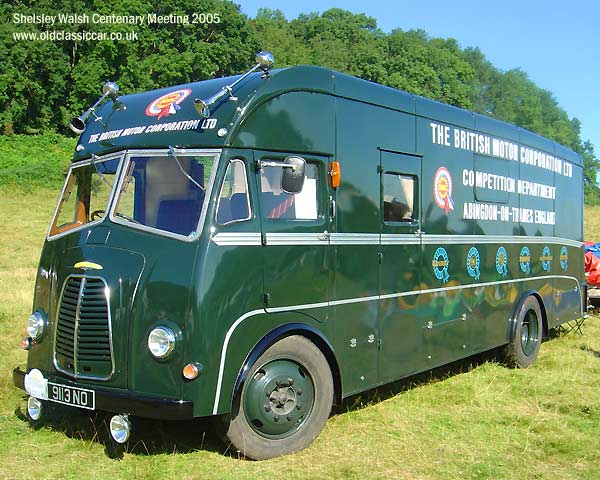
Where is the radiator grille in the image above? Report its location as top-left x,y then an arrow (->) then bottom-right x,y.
54,276 -> 113,379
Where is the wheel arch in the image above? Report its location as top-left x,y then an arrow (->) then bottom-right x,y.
230,323 -> 342,413
508,290 -> 548,342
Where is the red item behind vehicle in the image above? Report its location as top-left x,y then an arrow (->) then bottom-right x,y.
585,251 -> 600,287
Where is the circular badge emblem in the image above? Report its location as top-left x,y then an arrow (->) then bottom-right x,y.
433,167 -> 454,214
432,247 -> 450,283
145,88 -> 192,119
519,246 -> 531,274
466,247 -> 480,280
560,246 -> 568,270
541,245 -> 552,272
496,246 -> 508,277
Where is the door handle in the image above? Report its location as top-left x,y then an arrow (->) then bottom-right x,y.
329,196 -> 336,219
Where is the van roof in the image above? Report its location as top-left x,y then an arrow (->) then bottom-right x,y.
73,65 -> 582,167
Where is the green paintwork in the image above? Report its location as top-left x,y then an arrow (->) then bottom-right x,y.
21,64 -> 585,424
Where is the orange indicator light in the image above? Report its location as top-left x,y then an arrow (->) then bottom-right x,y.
183,362 -> 203,380
330,161 -> 341,189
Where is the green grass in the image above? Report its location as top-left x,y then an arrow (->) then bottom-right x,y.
585,206 -> 600,240
1,192 -> 600,479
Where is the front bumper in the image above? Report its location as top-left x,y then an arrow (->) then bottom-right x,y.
13,367 -> 193,420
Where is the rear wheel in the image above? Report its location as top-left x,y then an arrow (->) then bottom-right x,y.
504,296 -> 543,368
222,335 -> 333,460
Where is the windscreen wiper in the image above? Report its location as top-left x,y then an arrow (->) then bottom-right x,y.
168,146 -> 205,192
91,153 -> 112,188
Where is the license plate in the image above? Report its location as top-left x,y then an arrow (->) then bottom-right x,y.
48,382 -> 95,410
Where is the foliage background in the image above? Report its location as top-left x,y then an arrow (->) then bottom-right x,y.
0,0 -> 598,201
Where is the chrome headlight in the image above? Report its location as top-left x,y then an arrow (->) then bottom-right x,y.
27,311 -> 46,341
148,326 -> 176,358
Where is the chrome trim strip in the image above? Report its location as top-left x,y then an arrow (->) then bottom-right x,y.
421,235 -> 583,248
208,232 -> 583,248
330,233 -> 380,245
380,234 -> 420,245
53,274 -> 115,381
72,278 -> 86,375
212,274 -> 582,414
211,232 -> 262,246
266,232 -> 329,246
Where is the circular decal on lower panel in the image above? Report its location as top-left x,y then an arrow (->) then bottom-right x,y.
560,246 -> 568,270
519,246 -> 531,274
432,247 -> 450,283
496,246 -> 508,277
541,245 -> 552,272
466,247 -> 480,280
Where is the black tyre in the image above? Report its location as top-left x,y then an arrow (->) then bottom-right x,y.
222,335 -> 333,460
504,296 -> 543,368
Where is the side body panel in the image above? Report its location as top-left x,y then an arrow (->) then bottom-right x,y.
203,90 -> 338,415
332,97 -> 416,395
378,151 -> 423,383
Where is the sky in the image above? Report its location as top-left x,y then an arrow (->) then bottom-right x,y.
237,0 -> 600,154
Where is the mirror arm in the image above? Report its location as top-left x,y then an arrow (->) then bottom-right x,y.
260,161 -> 296,169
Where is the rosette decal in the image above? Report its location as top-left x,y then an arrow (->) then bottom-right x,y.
540,245 -> 552,272
466,246 -> 480,280
145,88 -> 192,119
496,246 -> 508,277
433,167 -> 455,215
432,247 -> 450,283
519,246 -> 531,274
559,246 -> 568,270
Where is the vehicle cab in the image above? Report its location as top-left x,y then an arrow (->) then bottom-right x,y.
15,53 -> 340,459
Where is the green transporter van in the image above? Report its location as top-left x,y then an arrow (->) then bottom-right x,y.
13,52 -> 586,459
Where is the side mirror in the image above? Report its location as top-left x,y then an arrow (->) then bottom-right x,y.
281,156 -> 306,194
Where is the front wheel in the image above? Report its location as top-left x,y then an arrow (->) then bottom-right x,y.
504,296 -> 543,368
222,335 -> 333,460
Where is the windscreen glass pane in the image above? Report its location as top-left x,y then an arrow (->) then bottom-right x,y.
49,158 -> 119,237
113,154 -> 215,237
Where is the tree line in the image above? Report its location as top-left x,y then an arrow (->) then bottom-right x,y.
1,0 -> 598,202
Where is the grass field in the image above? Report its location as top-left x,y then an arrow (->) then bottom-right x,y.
1,188 -> 600,479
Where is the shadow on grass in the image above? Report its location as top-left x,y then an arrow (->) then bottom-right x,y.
580,345 -> 600,359
332,347 -> 505,415
335,329 -> 576,414
14,401 -> 233,460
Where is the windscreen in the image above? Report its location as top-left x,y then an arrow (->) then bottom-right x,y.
49,158 -> 120,238
112,154 -> 215,237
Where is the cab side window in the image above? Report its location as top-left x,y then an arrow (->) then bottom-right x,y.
216,160 -> 251,225
260,163 -> 319,220
383,173 -> 416,222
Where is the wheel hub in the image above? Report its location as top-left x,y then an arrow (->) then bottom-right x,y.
243,359 -> 315,439
520,310 -> 539,356
269,386 -> 297,415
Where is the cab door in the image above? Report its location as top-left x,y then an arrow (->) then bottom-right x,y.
378,151 -> 423,383
254,150 -> 331,321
